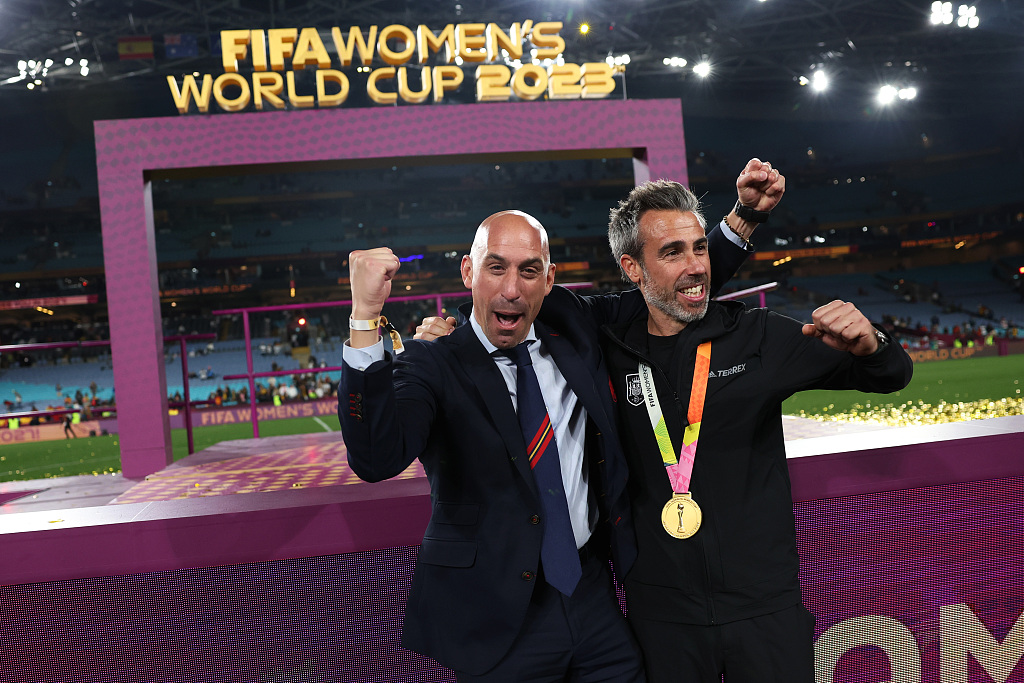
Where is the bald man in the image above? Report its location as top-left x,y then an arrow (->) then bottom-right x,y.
341,212 -> 647,681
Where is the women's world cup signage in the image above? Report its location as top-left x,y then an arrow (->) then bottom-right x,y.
167,22 -> 620,114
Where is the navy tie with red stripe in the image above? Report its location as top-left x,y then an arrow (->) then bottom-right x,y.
503,341 -> 582,596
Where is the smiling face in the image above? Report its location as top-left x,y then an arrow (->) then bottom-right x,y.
620,209 -> 710,336
461,211 -> 556,349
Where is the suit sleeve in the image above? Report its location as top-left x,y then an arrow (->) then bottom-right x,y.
762,311 -> 914,400
707,221 -> 752,297
338,340 -> 440,482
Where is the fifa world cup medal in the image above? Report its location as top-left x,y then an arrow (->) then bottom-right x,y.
661,492 -> 702,539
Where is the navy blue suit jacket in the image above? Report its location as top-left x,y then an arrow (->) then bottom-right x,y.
338,224 -> 749,674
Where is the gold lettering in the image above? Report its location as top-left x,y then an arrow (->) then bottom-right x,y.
267,28 -> 298,71
221,29 -> 251,72
457,23 -> 487,62
167,74 -> 213,114
581,62 -> 615,98
432,65 -> 463,102
251,30 -> 268,71
253,72 -> 285,110
531,22 -> 565,59
487,22 -> 527,61
398,66 -> 432,103
417,24 -> 455,63
286,71 -> 315,107
331,25 -> 378,66
511,63 -> 547,100
476,64 -> 511,101
379,24 -> 416,65
213,72 -> 251,111
367,66 -> 397,104
292,27 -> 332,69
548,63 -> 581,99
316,69 -> 349,106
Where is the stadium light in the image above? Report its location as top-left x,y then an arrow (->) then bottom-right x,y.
693,61 -> 711,78
957,4 -> 979,28
877,85 -> 898,104
663,57 -> 688,68
930,1 -> 954,24
580,23 -> 590,34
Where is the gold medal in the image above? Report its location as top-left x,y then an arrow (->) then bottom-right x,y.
661,492 -> 702,539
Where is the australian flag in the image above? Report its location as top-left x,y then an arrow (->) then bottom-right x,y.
164,33 -> 199,59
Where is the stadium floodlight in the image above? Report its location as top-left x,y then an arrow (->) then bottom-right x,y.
811,70 -> 829,92
877,84 -> 898,104
65,57 -> 74,66
898,87 -> 917,100
664,57 -> 688,68
931,1 -> 954,24
957,5 -> 979,28
693,61 -> 711,78
580,23 -> 590,34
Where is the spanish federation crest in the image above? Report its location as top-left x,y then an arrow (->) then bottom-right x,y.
625,373 -> 643,407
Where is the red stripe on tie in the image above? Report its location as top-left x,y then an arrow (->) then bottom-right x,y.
526,414 -> 550,456
530,423 -> 554,469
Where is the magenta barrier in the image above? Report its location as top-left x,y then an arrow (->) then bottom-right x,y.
0,416 -> 1021,681
95,100 -> 689,478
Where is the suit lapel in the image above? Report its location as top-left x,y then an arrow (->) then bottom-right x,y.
447,324 -> 539,495
537,322 -> 611,434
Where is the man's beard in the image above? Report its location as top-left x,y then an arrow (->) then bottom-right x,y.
640,265 -> 709,325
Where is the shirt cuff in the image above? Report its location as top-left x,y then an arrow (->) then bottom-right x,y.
343,338 -> 385,371
719,219 -> 751,250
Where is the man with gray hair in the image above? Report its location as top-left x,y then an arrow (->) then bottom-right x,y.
600,179 -> 913,682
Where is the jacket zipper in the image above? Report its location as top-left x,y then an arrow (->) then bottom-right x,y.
603,327 -> 718,624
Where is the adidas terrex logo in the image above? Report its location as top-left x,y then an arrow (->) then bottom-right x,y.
709,362 -> 746,378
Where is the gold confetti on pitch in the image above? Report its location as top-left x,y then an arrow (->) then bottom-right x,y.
796,397 -> 1023,427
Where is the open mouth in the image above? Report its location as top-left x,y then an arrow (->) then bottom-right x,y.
494,311 -> 524,330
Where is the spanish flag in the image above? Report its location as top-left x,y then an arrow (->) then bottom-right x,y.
118,35 -> 154,60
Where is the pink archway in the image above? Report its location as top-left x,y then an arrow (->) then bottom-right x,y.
94,98 -> 689,477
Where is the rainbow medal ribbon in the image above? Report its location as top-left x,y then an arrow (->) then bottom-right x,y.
638,341 -> 711,539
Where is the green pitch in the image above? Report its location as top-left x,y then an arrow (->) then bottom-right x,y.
781,353 -> 1024,415
1,354 -> 1021,483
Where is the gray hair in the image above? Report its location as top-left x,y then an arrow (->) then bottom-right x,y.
608,180 -> 707,280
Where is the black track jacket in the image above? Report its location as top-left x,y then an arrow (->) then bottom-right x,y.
601,300 -> 913,625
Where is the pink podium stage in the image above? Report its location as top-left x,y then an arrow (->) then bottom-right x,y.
0,415 -> 1022,682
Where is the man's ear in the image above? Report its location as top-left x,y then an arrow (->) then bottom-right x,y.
461,255 -> 473,290
619,253 -> 642,285
544,262 -> 556,294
